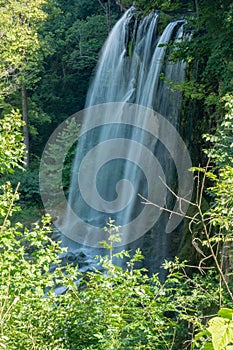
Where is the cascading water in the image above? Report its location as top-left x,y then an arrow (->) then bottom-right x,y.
59,8 -> 192,272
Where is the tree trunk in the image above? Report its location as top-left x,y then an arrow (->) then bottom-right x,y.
22,84 -> 29,167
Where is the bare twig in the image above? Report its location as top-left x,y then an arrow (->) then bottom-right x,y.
198,207 -> 233,301
138,193 -> 198,222
192,238 -> 206,257
140,162 -> 233,302
159,176 -> 196,207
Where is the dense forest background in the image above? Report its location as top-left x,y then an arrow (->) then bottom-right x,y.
0,0 -> 233,349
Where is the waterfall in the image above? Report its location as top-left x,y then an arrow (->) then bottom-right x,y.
59,8 -> 193,270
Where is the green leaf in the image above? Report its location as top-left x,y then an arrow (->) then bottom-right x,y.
218,309 -> 233,321
207,317 -> 233,350
195,330 -> 211,341
204,343 -> 214,350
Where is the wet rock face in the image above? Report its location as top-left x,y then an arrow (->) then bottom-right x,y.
51,228 -> 104,295
52,227 -> 102,273
53,250 -> 102,295
59,249 -> 101,273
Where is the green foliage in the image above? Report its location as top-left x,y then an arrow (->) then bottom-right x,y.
99,218 -> 122,250
0,110 -> 25,173
203,95 -> 233,167
0,182 -> 20,223
208,315 -> 233,350
120,0 -> 194,15
40,114 -> 80,199
0,111 -> 41,208
0,0 -> 50,92
0,157 -> 232,350
0,196 -> 230,350
0,212 -> 78,349
208,165 -> 233,233
65,15 -> 110,72
187,95 -> 233,349
49,242 -> 224,350
178,1 -> 232,102
32,0 -> 119,140
194,309 -> 233,350
10,204 -> 42,226
6,165 -> 41,204
0,114 -> 77,349
203,96 -> 233,235
0,0 -> 116,159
